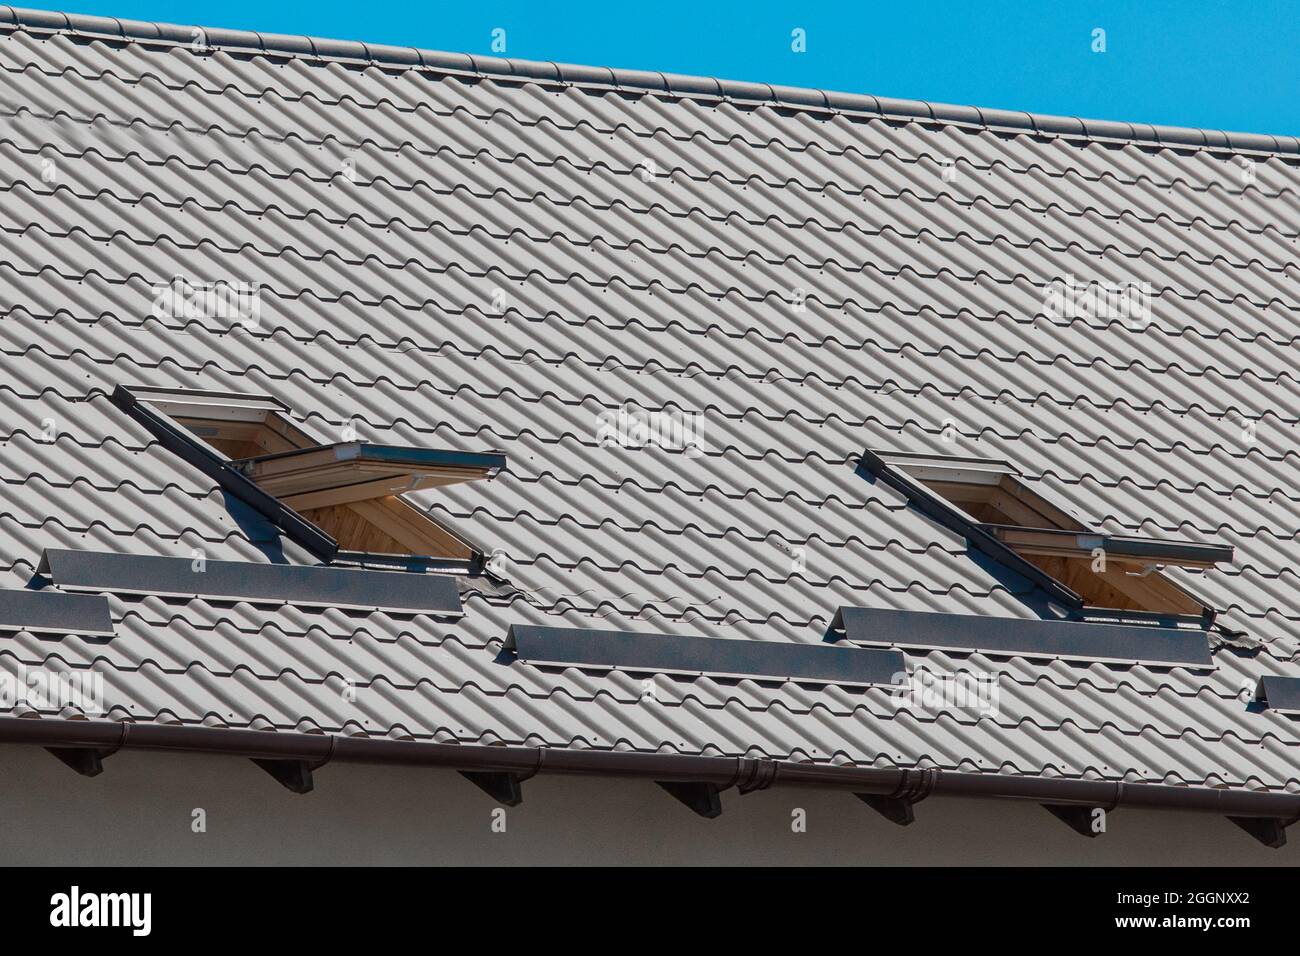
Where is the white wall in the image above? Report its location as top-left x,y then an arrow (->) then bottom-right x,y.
0,744 -> 1292,865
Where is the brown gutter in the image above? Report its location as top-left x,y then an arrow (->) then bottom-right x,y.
2,715 -> 1298,822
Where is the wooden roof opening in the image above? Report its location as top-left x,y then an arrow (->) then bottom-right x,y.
121,386 -> 505,563
231,444 -> 505,560
884,454 -> 1232,618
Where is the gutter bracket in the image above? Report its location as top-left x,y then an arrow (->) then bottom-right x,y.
251,758 -> 316,794
45,746 -> 110,777
855,768 -> 937,826
656,780 -> 724,819
460,771 -> 525,807
44,722 -> 127,777
249,721 -> 335,795
1042,782 -> 1121,838
1228,814 -> 1296,849
1042,803 -> 1104,838
251,738 -> 334,795
459,749 -> 544,806
856,793 -> 916,826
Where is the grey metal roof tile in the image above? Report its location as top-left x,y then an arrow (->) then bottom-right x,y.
2,18 -> 1300,791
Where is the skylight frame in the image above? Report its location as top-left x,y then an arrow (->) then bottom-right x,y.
113,384 -> 500,572
232,442 -> 505,509
862,447 -> 1228,622
116,386 -> 318,460
113,384 -> 337,562
883,453 -> 1085,530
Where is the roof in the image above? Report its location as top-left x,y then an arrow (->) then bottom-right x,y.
2,5 -> 1300,802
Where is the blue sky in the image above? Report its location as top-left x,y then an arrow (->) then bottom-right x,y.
50,0 -> 1300,135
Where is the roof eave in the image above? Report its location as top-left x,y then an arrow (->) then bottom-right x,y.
7,716 -> 1297,847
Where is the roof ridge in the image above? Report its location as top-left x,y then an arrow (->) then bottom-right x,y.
2,4 -> 1297,157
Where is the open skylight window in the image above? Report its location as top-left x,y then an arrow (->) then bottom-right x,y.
157,392 -> 317,460
894,456 -> 1084,530
113,385 -> 506,569
863,451 -> 1232,621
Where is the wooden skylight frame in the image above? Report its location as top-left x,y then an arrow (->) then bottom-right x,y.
864,450 -> 1232,621
113,385 -> 505,568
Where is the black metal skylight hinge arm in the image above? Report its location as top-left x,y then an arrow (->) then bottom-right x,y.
111,385 -> 339,563
858,448 -> 1083,610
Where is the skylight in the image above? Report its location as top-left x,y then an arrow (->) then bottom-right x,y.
113,385 -> 506,569
863,450 -> 1232,620
894,457 -> 1083,529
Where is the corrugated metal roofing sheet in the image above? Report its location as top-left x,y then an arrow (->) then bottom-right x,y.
1,9 -> 1299,792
